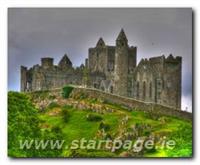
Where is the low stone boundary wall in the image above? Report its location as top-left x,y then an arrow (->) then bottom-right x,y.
70,87 -> 192,121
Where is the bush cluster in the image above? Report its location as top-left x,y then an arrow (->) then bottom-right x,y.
62,86 -> 74,98
86,113 -> 103,122
61,107 -> 70,122
99,122 -> 110,131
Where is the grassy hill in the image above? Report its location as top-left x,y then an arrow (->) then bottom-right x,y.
8,87 -> 192,158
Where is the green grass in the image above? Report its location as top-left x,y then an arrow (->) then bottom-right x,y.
38,103 -> 192,157
8,91 -> 192,158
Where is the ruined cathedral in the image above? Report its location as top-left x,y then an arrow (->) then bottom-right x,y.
21,29 -> 182,110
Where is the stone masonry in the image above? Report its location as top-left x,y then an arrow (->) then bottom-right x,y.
21,29 -> 182,110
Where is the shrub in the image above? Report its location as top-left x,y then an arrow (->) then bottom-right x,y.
51,126 -> 62,134
47,102 -> 60,109
86,113 -> 102,122
99,122 -> 110,131
144,130 -> 150,136
48,95 -> 56,100
61,107 -> 70,122
105,133 -> 112,140
30,90 -> 49,100
62,86 -> 74,98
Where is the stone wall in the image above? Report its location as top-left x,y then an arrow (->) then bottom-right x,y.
21,55 -> 84,92
21,29 -> 182,111
132,55 -> 182,110
69,87 -> 192,121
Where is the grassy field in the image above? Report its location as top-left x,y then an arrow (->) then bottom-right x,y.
8,90 -> 192,158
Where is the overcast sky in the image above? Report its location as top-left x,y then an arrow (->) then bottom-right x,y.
8,8 -> 192,111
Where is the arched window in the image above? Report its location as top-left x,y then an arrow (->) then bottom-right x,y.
149,82 -> 152,98
143,81 -> 146,99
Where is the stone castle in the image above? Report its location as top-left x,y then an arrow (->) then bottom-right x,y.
21,29 -> 182,109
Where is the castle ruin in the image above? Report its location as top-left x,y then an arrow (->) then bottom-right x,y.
21,29 -> 182,110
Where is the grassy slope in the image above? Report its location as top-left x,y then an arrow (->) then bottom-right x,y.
38,99 -> 192,157
8,90 -> 192,157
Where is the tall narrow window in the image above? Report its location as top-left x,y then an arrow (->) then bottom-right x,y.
149,82 -> 152,98
110,86 -> 113,93
136,82 -> 139,98
94,83 -> 97,88
143,81 -> 146,99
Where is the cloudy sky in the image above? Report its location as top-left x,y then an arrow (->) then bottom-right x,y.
8,8 -> 192,112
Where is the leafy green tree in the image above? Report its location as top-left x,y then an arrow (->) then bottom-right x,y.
8,92 -> 64,157
8,92 -> 40,157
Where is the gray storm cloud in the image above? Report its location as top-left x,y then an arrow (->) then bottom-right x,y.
8,8 -> 192,111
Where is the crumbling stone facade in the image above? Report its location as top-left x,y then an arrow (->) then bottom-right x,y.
21,29 -> 182,110
21,54 -> 84,91
130,55 -> 182,110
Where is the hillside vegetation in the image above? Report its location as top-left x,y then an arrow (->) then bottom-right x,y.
8,87 -> 192,158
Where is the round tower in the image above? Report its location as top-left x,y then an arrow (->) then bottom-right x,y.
114,29 -> 129,96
